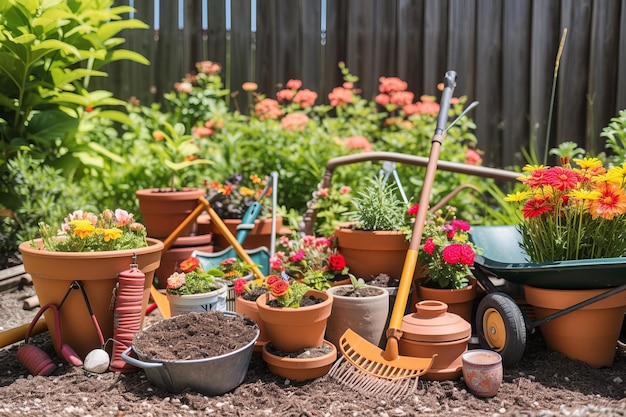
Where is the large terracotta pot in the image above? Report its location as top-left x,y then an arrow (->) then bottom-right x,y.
334,226 -> 409,280
416,277 -> 478,323
235,295 -> 270,352
136,187 -> 206,239
256,289 -> 333,352
261,340 -> 337,382
204,216 -> 283,251
325,284 -> 389,349
524,285 -> 626,368
19,238 -> 164,360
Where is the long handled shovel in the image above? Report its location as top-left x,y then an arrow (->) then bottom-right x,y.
329,71 -> 458,398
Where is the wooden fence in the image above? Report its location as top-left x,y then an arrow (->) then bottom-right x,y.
97,0 -> 626,168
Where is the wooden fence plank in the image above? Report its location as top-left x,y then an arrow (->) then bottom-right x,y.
422,0 -> 447,95
587,0 -> 620,151
206,0 -> 228,69
501,0 -> 531,168
474,0 -> 503,167
528,1 -> 560,166
557,0 -> 592,151
396,0 -> 424,94
618,0 -> 626,110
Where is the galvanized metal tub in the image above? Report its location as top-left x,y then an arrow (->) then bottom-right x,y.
121,312 -> 259,395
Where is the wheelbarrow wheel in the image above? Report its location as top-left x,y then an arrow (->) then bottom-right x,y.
476,292 -> 527,367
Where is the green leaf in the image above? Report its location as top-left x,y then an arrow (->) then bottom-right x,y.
96,19 -> 149,40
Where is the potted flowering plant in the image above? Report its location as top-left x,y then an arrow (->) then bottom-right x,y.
255,274 -> 333,353
504,156 -> 626,262
217,257 -> 253,310
18,208 -> 164,359
415,205 -> 482,322
165,256 -> 228,315
503,153 -> 626,368
270,234 -> 351,290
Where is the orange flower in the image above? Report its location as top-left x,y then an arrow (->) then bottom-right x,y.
269,279 -> 289,297
588,182 -> 626,220
179,257 -> 200,273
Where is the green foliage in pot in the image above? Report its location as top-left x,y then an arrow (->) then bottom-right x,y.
345,176 -> 410,232
166,257 -> 225,295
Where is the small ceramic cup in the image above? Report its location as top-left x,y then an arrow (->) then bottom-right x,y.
462,349 -> 503,397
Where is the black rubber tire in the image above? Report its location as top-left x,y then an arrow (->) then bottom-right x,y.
475,292 -> 527,368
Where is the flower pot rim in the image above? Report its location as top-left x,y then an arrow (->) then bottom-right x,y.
166,280 -> 228,298
256,289 -> 333,311
19,237 -> 164,259
462,349 -> 502,366
327,284 -> 389,298
261,340 -> 337,366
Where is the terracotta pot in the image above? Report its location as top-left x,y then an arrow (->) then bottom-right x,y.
136,187 -> 206,239
154,234 -> 213,289
399,300 -> 471,380
235,295 -> 270,352
334,226 -> 409,280
416,277 -> 477,323
262,340 -> 337,382
325,285 -> 389,349
524,285 -> 626,368
19,238 -> 164,360
256,289 -> 333,352
166,280 -> 228,315
207,216 -> 283,251
462,349 -> 503,397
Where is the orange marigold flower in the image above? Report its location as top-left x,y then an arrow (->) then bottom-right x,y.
103,228 -> 122,242
276,88 -> 295,102
152,130 -> 166,141
280,113 -> 309,131
254,98 -> 283,120
242,81 -> 258,91
179,257 -> 200,273
293,89 -> 318,107
343,136 -> 372,152
269,279 -> 289,297
588,182 -> 626,220
389,91 -> 414,107
378,76 -> 408,93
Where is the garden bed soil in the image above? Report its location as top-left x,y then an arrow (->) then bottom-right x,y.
1,279 -> 625,416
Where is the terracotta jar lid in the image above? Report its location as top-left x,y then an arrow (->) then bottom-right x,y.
400,300 -> 471,343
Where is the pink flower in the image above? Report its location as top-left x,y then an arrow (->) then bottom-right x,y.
276,88 -> 295,102
451,220 -> 470,232
286,79 -> 302,90
317,188 -> 330,197
340,186 -> 351,194
280,113 -> 309,131
343,136 -> 372,152
166,272 -> 186,289
114,209 -> 132,226
378,76 -> 408,93
465,148 -> 483,165
328,87 -> 354,106
289,249 -> 306,262
293,89 -> 318,107
234,278 -> 247,295
269,255 -> 283,270
408,203 -> 419,216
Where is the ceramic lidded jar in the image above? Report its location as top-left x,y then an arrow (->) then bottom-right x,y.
398,300 -> 471,380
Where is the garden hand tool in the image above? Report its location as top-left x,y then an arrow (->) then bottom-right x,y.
329,70 -> 458,399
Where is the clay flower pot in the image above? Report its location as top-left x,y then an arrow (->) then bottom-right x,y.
325,284 -> 389,349
334,227 -> 409,280
136,187 -> 206,239
261,340 -> 337,382
462,349 -> 503,397
207,216 -> 283,251
256,289 -> 333,352
524,285 -> 626,368
399,300 -> 472,380
416,277 -> 478,323
235,294 -> 270,352
19,238 -> 164,360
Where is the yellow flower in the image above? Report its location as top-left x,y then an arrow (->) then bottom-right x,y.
503,190 -> 531,203
573,157 -> 602,170
239,186 -> 255,197
569,188 -> 600,201
103,228 -> 123,242
70,220 -> 95,239
521,164 -> 545,172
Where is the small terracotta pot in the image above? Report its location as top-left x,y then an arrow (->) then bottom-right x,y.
261,340 -> 337,382
256,290 -> 333,353
235,295 -> 270,352
399,300 -> 471,380
416,278 -> 477,323
462,349 -> 503,397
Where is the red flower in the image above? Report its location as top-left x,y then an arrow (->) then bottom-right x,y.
423,237 -> 436,255
521,198 -> 553,218
269,279 -> 289,297
327,254 -> 346,271
441,243 -> 475,265
266,275 -> 280,287
179,257 -> 200,273
234,278 -> 247,295
408,203 -> 419,216
545,167 -> 580,191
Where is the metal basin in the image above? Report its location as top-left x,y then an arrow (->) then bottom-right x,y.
122,312 -> 259,395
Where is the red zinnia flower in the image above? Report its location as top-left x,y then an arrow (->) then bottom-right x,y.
545,167 -> 580,191
424,237 -> 436,255
234,278 -> 247,295
408,203 -> 419,216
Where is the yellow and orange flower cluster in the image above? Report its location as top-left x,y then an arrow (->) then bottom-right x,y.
505,157 -> 626,262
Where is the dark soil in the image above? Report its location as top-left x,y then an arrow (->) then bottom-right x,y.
265,342 -> 333,359
332,286 -> 385,297
1,270 -> 625,416
132,311 -> 258,361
